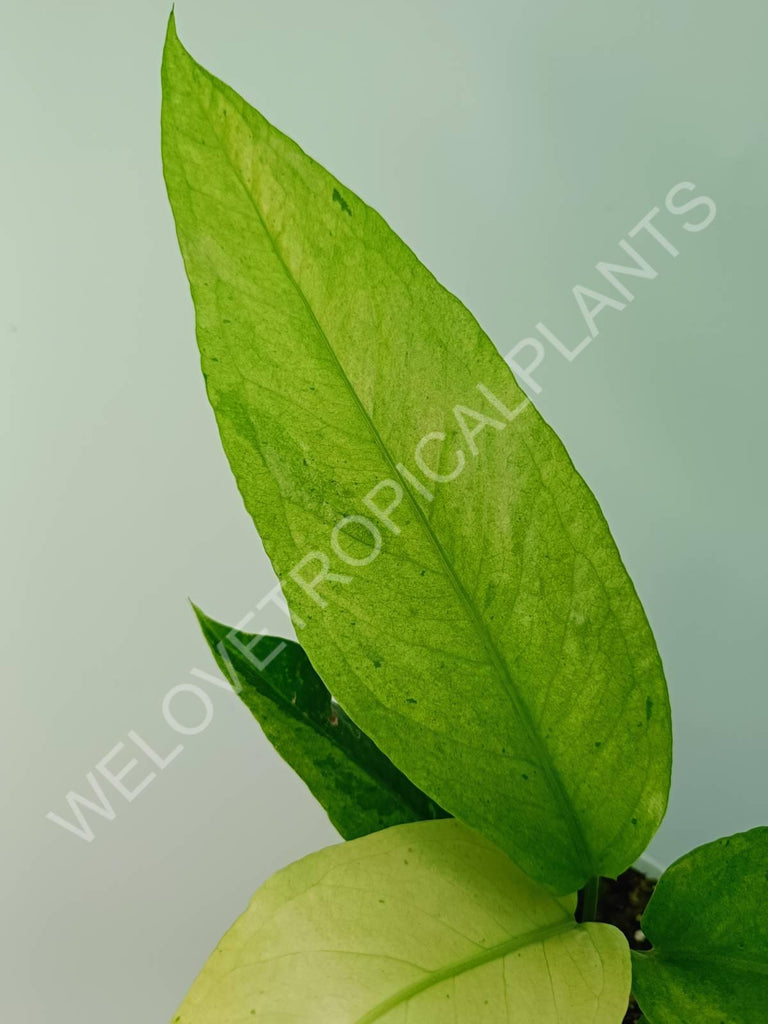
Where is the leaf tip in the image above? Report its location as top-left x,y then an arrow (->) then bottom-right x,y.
189,601 -> 224,648
189,599 -> 212,631
162,6 -> 193,72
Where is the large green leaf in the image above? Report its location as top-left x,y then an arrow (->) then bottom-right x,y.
161,14 -> 671,892
194,606 -> 446,838
632,827 -> 768,1024
172,819 -> 630,1023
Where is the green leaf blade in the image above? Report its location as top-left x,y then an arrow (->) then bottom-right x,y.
161,14 -> 671,892
194,606 -> 447,839
632,827 -> 768,1024
172,819 -> 631,1023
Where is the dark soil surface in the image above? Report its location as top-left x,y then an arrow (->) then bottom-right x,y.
577,867 -> 656,1023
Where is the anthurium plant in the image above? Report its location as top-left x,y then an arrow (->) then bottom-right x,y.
161,14 -> 766,1023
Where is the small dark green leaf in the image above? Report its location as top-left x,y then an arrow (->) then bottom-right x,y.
632,827 -> 768,1024
194,606 -> 446,839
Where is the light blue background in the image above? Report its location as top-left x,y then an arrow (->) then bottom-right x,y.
2,1 -> 765,1020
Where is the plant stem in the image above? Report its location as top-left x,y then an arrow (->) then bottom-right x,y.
581,875 -> 601,922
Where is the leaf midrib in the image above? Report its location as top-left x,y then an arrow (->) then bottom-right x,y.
354,919 -> 577,1023
182,57 -> 594,875
636,948 -> 768,976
